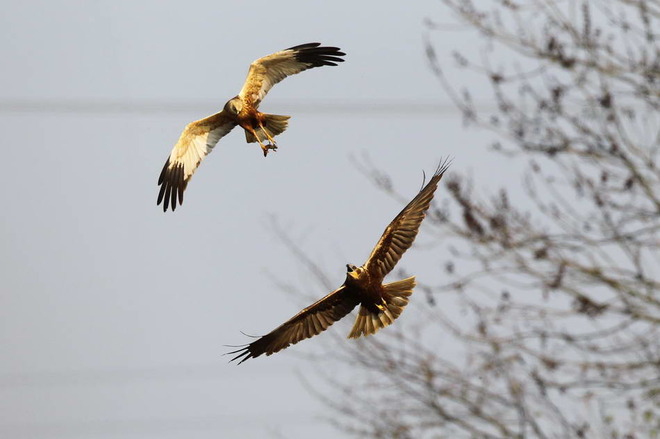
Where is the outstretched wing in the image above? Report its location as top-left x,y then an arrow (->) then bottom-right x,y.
364,159 -> 451,280
157,112 -> 237,212
228,285 -> 359,364
238,42 -> 345,108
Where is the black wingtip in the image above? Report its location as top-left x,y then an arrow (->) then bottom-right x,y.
156,159 -> 187,212
289,42 -> 346,67
224,330 -> 270,364
225,345 -> 255,365
419,157 -> 453,191
434,156 -> 453,178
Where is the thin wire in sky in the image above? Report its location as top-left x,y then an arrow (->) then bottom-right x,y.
0,99 -> 496,115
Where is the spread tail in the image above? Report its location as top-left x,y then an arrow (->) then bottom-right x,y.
347,276 -> 416,339
245,114 -> 291,143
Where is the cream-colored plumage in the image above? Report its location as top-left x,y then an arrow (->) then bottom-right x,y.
238,44 -> 341,108
157,113 -> 236,211
157,43 -> 345,211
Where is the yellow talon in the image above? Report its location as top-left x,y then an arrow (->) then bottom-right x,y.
258,121 -> 278,146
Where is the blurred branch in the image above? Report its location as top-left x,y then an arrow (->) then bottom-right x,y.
273,1 -> 660,438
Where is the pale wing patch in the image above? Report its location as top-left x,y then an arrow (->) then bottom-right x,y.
172,132 -> 209,179
240,62 -> 305,106
238,43 -> 345,108
157,114 -> 236,211
172,123 -> 230,178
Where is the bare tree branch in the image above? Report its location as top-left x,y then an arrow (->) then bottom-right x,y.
274,1 -> 660,438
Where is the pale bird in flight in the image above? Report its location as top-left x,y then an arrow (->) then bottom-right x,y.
228,159 -> 451,364
157,43 -> 345,211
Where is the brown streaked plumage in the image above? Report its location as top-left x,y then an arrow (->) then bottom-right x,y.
228,159 -> 451,364
157,43 -> 345,211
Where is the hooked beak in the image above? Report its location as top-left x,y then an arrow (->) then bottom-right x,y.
346,264 -> 359,279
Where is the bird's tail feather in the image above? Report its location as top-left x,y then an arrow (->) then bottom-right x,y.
245,114 -> 291,143
347,276 -> 416,339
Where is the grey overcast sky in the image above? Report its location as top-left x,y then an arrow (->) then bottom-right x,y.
0,1 -> 505,438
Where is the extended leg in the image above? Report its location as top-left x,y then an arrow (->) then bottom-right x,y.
257,120 -> 278,146
248,126 -> 277,157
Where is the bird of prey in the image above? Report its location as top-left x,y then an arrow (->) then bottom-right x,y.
157,43 -> 345,212
228,159 -> 451,364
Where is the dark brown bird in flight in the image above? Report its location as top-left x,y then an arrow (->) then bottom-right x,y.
157,43 -> 345,212
228,159 -> 451,364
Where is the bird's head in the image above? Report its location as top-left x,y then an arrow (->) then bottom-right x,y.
346,264 -> 362,280
224,97 -> 243,115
